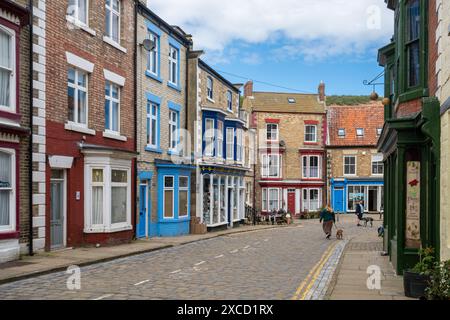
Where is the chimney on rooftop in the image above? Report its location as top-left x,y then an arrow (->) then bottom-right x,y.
244,81 -> 254,98
318,81 -> 326,102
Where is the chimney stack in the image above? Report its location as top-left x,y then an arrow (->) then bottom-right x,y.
244,81 -> 254,98
318,81 -> 325,102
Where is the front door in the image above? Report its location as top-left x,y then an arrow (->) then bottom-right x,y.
137,184 -> 149,238
50,170 -> 65,249
333,187 -> 345,213
287,191 -> 296,214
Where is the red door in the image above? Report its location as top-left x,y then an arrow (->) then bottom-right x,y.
288,192 -> 296,214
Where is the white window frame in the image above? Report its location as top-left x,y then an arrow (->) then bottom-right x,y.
302,188 -> 321,212
105,0 -> 120,44
163,175 -> 175,219
104,81 -> 120,134
217,120 -> 223,158
261,154 -> 281,178
68,67 -> 89,127
169,110 -> 179,151
147,32 -> 159,76
204,118 -> 215,157
84,158 -> 132,233
168,45 -> 178,86
226,127 -> 235,160
356,128 -> 364,137
377,128 -> 382,136
0,25 -> 16,113
0,148 -> 16,233
264,188 -> 281,212
338,129 -> 345,137
305,125 -> 317,143
178,176 -> 189,218
302,155 -> 321,179
226,90 -> 232,112
207,76 -> 213,100
344,156 -> 357,176
266,123 -> 279,142
371,156 -> 384,176
147,102 -> 159,149
236,128 -> 243,162
68,0 -> 89,26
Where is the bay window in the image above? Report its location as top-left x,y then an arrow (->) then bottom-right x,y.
204,118 -> 214,156
0,26 -> 15,112
85,159 -> 132,233
302,155 -> 320,179
226,127 -> 234,160
179,176 -> 189,217
0,149 -> 15,232
68,68 -> 88,126
105,81 -> 120,133
163,176 -> 174,219
217,120 -> 223,158
68,0 -> 88,25
105,0 -> 120,44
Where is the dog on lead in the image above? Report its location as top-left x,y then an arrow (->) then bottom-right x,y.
361,217 -> 374,227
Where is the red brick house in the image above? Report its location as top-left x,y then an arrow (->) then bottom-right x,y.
0,0 -> 30,263
37,0 -> 136,250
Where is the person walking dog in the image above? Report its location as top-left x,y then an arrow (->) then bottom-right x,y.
320,205 -> 336,240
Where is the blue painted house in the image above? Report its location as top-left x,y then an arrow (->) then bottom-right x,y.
135,3 -> 194,237
327,103 -> 385,214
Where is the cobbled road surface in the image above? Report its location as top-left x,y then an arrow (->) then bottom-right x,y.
0,216 -> 372,300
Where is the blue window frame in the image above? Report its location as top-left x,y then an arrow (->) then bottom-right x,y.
145,21 -> 162,83
145,92 -> 162,153
168,37 -> 181,92
168,101 -> 181,155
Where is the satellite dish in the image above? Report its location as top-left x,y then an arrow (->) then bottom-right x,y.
142,39 -> 156,52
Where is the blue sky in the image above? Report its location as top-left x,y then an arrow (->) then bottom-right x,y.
149,0 -> 394,96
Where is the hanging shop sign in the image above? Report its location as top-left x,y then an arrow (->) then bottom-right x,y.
405,161 -> 421,248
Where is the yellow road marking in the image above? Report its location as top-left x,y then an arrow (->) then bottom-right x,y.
291,241 -> 337,300
298,242 -> 338,300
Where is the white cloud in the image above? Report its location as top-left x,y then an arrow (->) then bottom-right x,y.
148,0 -> 394,61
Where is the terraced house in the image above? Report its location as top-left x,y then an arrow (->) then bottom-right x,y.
243,82 -> 327,217
187,53 -> 251,230
327,101 -> 385,214
136,2 -> 194,238
0,0 -> 30,263
378,0 -> 441,274
33,0 -> 137,250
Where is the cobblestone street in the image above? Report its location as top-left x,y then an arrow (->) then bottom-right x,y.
0,216 -> 375,300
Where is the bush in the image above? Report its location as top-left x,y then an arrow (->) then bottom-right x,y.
412,247 -> 436,276
425,260 -> 450,300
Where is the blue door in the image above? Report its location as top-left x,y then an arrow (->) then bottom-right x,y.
333,187 -> 345,213
137,184 -> 148,238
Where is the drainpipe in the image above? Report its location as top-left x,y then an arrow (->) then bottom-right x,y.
28,0 -> 34,256
133,1 -> 138,239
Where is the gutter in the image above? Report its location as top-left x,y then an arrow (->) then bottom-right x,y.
28,0 -> 34,256
133,0 -> 138,239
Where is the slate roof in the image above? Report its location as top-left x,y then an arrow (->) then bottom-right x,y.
243,92 -> 326,114
328,101 -> 384,147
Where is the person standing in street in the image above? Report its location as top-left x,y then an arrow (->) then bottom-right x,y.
355,200 -> 363,226
320,205 -> 336,240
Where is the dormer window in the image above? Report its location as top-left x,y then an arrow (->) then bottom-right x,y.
377,128 -> 382,136
287,98 -> 296,104
338,129 -> 346,137
356,128 -> 364,137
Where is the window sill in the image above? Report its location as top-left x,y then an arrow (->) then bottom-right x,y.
84,224 -> 133,234
167,82 -> 182,92
167,150 -> 182,156
65,122 -> 96,135
207,97 -> 215,104
103,36 -> 127,53
145,71 -> 163,83
103,131 -> 127,142
160,217 -> 191,223
66,16 -> 96,36
145,146 -> 163,154
398,87 -> 427,104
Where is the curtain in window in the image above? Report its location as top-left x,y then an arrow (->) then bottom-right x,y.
111,186 -> 127,224
164,189 -> 174,218
0,30 -> 11,107
0,152 -> 11,226
92,186 -> 103,225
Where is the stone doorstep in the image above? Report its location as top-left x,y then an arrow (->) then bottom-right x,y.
0,224 -> 286,285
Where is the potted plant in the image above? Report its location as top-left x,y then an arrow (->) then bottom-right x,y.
425,260 -> 450,300
404,247 -> 435,299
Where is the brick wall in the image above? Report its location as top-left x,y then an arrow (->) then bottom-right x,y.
328,148 -> 381,178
